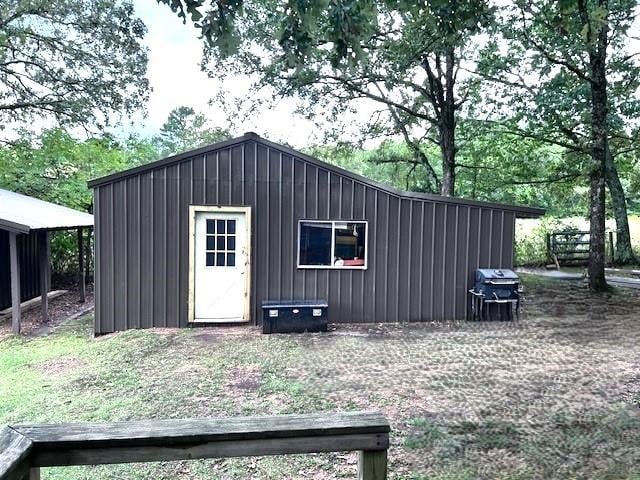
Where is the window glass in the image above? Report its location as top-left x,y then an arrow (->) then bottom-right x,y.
299,222 -> 332,266
334,222 -> 366,266
298,221 -> 366,268
204,217 -> 238,267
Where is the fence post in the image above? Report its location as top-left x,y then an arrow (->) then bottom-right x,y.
546,233 -> 551,261
358,450 -> 387,480
609,231 -> 615,264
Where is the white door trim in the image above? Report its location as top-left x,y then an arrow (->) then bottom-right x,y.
188,205 -> 252,323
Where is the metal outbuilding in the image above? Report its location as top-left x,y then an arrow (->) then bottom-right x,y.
89,133 -> 544,334
0,188 -> 94,333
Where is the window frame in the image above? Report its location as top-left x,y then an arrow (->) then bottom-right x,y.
296,220 -> 369,270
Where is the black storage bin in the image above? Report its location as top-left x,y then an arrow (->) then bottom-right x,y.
261,300 -> 328,334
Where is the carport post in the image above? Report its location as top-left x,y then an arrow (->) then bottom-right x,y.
9,231 -> 21,334
78,227 -> 86,303
39,230 -> 50,321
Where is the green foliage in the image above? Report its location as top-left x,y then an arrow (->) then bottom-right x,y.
0,129 -> 156,212
162,0 -> 494,195
0,128 -> 157,276
154,106 -> 230,158
0,0 -> 149,134
515,217 -> 586,266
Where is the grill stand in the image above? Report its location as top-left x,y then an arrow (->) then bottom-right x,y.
469,290 -> 520,321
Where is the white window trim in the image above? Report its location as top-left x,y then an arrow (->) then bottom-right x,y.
297,220 -> 368,270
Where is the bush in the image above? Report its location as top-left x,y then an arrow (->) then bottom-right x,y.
514,217 -> 584,266
50,230 -> 93,286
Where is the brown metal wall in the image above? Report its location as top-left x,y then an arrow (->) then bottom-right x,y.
0,230 -> 42,309
94,139 -> 517,333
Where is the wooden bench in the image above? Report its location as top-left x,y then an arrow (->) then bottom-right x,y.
0,411 -> 390,480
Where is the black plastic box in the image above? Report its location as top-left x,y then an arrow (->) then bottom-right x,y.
261,300 -> 328,334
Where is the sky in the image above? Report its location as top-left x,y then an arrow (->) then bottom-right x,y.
131,0 -> 319,148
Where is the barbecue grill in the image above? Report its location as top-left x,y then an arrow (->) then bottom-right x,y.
469,269 -> 521,321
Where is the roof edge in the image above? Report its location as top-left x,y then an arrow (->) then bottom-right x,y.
254,136 -> 546,218
87,134 -> 256,188
0,218 -> 30,234
88,133 -> 546,217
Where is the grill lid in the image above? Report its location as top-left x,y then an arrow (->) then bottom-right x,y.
475,269 -> 519,282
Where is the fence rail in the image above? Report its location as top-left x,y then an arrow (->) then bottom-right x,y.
546,230 -> 615,267
0,412 -> 390,480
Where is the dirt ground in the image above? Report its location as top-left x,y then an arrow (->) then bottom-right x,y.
0,284 -> 94,340
2,274 -> 639,479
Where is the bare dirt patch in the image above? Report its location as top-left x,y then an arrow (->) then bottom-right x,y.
0,284 -> 94,340
37,356 -> 85,378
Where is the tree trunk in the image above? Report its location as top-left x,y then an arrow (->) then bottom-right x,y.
605,149 -> 636,264
439,47 -> 457,197
439,122 -> 456,196
587,0 -> 609,291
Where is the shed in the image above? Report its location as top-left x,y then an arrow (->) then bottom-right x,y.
89,133 -> 544,334
0,188 -> 94,333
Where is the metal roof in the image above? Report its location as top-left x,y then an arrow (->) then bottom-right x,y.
0,188 -> 94,234
88,132 -> 546,218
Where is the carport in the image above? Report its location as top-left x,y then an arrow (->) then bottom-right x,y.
0,188 -> 94,334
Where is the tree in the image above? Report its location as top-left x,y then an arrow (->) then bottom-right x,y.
475,0 -> 640,289
0,0 -> 149,134
0,128 -> 156,211
158,0 -> 492,196
155,106 -> 229,157
0,128 -> 157,275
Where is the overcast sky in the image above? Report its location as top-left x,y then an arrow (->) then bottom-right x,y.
131,0 -> 319,148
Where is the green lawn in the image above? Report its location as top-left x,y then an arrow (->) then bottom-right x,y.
1,275 -> 639,479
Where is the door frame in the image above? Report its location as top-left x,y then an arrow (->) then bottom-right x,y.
188,205 -> 252,323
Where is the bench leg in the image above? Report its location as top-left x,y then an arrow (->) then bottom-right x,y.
21,468 -> 39,480
358,450 -> 387,480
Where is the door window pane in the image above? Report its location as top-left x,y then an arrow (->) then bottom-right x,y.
204,217 -> 239,268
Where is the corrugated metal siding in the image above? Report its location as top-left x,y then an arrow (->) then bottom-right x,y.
0,230 -> 42,310
94,139 -> 518,333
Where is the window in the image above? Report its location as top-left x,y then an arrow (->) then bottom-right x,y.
298,221 -> 367,269
205,219 -> 236,267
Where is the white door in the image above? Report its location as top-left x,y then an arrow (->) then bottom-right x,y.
194,211 -> 248,322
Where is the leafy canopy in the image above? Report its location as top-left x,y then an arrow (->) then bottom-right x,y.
0,0 -> 149,134
154,106 -> 230,157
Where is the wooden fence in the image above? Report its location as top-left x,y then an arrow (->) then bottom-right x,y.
546,230 -> 615,267
0,412 -> 390,480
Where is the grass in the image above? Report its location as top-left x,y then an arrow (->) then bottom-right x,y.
1,275 -> 640,479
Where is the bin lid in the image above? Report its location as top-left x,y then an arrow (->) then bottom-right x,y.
261,300 -> 329,308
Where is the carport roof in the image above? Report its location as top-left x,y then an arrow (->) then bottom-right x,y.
0,188 -> 94,234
